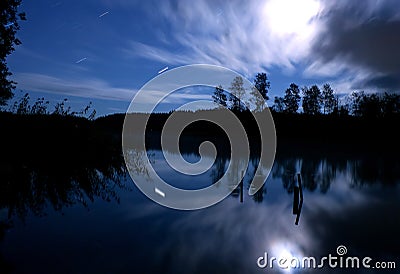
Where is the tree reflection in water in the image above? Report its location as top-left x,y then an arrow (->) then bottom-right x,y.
2,133 -> 399,220
0,119 -> 135,224
217,152 -> 400,203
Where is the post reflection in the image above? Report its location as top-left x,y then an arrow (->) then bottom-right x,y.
209,150 -> 400,230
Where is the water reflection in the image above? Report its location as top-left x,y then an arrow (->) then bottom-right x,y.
1,141 -> 399,273
272,154 -> 399,195
292,173 -> 304,225
0,145 -> 128,222
127,149 -> 400,273
207,153 -> 400,209
2,142 -> 399,218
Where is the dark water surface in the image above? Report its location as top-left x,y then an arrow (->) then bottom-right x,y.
1,146 -> 399,274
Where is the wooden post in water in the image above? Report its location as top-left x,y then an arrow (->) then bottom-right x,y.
293,175 -> 299,214
295,173 -> 304,225
298,173 -> 303,201
240,170 -> 244,203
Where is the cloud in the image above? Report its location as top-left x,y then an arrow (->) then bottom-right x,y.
13,73 -> 136,101
308,0 -> 400,92
123,0 -> 400,94
12,73 -> 212,107
125,0 -> 322,76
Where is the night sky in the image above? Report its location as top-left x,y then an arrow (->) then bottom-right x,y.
6,0 -> 400,116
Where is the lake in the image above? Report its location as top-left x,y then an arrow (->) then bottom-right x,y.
0,144 -> 399,273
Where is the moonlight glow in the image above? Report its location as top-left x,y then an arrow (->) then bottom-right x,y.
271,241 -> 304,273
262,0 -> 321,36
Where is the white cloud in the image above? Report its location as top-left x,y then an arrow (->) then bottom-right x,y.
303,58 -> 350,78
12,73 -> 213,107
329,70 -> 386,95
122,0 -> 400,95
125,0 -> 323,76
13,73 -> 136,101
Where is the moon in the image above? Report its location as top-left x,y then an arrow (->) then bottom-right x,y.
262,0 -> 321,36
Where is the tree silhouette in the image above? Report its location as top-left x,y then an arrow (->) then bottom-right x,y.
361,93 -> 381,118
272,96 -> 285,112
253,72 -> 270,101
350,91 -> 383,118
302,85 -> 322,115
8,93 -> 96,119
349,91 -> 367,116
229,76 -> 245,112
212,85 -> 227,108
382,92 -> 400,117
250,86 -> 267,112
338,105 -> 350,116
0,0 -> 26,105
321,84 -> 336,114
283,83 -> 301,114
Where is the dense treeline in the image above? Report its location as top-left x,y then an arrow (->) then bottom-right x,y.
273,86 -> 400,118
94,109 -> 400,150
2,73 -> 399,148
212,73 -> 400,119
203,73 -> 400,146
